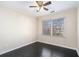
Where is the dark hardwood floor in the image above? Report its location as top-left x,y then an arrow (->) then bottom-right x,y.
0,42 -> 78,57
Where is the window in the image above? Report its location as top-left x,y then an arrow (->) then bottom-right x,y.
52,18 -> 64,36
42,20 -> 51,35
42,18 -> 64,37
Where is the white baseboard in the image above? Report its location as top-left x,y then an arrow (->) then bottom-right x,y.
37,40 -> 77,51
76,49 -> 79,56
38,40 -> 79,56
0,40 -> 37,55
0,40 -> 78,56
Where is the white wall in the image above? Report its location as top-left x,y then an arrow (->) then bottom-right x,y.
0,6 -> 37,55
77,7 -> 79,55
0,6 -> 78,55
37,8 -> 77,49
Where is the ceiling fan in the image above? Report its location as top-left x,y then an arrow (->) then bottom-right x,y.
29,1 -> 52,12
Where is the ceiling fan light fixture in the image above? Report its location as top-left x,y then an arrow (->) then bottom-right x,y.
29,1 -> 52,12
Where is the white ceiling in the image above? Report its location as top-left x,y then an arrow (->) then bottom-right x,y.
0,1 -> 79,18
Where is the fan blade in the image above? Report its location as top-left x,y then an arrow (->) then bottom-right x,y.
43,7 -> 49,11
36,1 -> 39,5
43,1 -> 51,6
29,6 -> 37,7
36,1 -> 43,7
